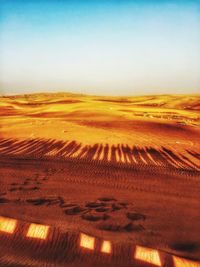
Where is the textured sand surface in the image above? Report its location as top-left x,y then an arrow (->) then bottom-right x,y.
0,93 -> 199,266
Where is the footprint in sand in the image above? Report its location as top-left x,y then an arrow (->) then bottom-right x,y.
26,198 -> 48,205
23,194 -> 147,233
85,202 -> 106,208
9,177 -> 42,192
95,207 -> 110,212
26,197 -> 62,206
64,205 -> 86,215
124,223 -> 145,232
126,212 -> 146,221
98,197 -> 117,202
111,203 -> 124,211
82,212 -> 110,222
97,221 -> 145,232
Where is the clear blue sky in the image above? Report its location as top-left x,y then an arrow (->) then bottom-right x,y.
0,0 -> 200,96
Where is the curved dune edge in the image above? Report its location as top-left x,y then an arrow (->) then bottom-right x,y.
0,215 -> 199,267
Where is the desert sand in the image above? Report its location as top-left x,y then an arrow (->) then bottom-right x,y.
0,93 -> 200,266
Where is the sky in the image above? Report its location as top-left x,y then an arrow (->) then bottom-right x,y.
0,0 -> 200,96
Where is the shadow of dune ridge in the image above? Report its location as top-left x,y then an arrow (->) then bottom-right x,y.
0,138 -> 199,172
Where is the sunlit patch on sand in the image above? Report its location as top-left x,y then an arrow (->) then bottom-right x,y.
26,223 -> 49,240
80,233 -> 95,250
134,245 -> 161,266
173,256 -> 200,267
101,240 -> 112,254
0,216 -> 17,234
